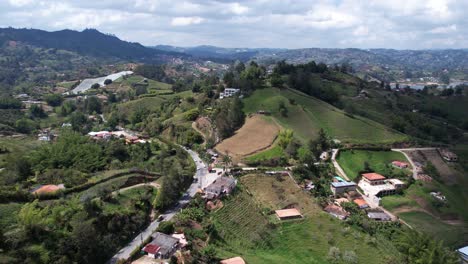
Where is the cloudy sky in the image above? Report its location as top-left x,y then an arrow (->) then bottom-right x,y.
1,0 -> 467,49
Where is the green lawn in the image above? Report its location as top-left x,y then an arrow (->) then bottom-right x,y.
336,150 -> 411,180
398,211 -> 466,247
244,145 -> 285,164
243,88 -> 407,144
114,75 -> 172,91
100,185 -> 157,214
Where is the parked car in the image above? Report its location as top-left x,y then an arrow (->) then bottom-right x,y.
157,215 -> 165,222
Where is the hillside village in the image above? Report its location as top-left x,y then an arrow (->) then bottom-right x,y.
0,32 -> 467,264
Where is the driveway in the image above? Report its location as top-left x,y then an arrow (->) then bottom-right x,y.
108,147 -> 209,264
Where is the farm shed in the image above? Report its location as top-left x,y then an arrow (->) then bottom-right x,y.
275,208 -> 303,220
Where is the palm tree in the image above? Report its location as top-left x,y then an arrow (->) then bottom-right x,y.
222,152 -> 232,171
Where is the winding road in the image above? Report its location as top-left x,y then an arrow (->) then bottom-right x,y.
108,147 -> 210,264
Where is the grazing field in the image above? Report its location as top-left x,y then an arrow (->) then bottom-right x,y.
336,150 -> 411,180
244,144 -> 285,164
243,88 -> 407,144
398,211 -> 466,247
118,96 -> 166,116
100,185 -> 157,215
215,115 -> 280,158
214,174 -> 401,263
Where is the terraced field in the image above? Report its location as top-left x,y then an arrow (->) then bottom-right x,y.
243,88 -> 407,144
213,174 -> 402,263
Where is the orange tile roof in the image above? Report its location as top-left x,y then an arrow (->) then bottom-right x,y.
221,257 -> 246,264
362,173 -> 386,181
353,198 -> 368,207
33,185 -> 62,195
275,208 -> 302,218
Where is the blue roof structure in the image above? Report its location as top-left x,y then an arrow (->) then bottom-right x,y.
458,246 -> 468,260
331,181 -> 356,188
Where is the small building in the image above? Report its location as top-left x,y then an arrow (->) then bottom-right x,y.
367,211 -> 391,221
430,192 -> 447,202
220,88 -> 240,99
353,198 -> 369,209
388,179 -> 405,189
275,208 -> 303,220
324,204 -> 349,220
439,149 -> 458,162
330,181 -> 357,195
204,176 -> 237,198
457,246 -> 468,264
320,151 -> 329,161
221,256 -> 246,264
143,232 -> 179,259
362,173 -> 386,185
392,161 -> 409,169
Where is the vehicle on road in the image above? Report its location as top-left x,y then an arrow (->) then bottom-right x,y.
157,215 -> 165,222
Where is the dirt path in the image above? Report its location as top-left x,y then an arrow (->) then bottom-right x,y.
111,182 -> 160,196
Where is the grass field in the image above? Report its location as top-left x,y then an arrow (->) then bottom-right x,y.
213,174 -> 401,263
398,211 -> 466,247
243,88 -> 407,144
114,75 -> 172,91
215,115 -> 280,158
100,185 -> 157,215
244,144 -> 285,164
0,203 -> 22,229
336,150 -> 411,180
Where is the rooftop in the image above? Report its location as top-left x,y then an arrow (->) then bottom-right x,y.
150,232 -> 179,255
367,211 -> 391,220
32,184 -> 64,195
353,198 -> 369,208
221,257 -> 246,264
331,181 -> 357,188
362,172 -> 386,181
142,244 -> 160,254
275,208 -> 302,218
206,176 -> 236,190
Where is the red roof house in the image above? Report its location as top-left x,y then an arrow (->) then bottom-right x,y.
362,173 -> 386,185
392,161 -> 409,169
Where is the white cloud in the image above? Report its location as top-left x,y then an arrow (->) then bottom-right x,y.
430,24 -> 457,34
8,0 -> 34,7
171,16 -> 204,26
0,0 -> 466,49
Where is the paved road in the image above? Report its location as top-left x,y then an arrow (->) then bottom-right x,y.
108,147 -> 208,264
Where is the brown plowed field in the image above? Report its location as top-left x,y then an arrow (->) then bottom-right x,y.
215,115 -> 279,159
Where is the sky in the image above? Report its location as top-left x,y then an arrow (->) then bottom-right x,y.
1,0 -> 467,49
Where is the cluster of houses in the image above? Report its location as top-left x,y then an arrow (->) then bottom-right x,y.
326,173 -> 398,221
87,130 -> 147,144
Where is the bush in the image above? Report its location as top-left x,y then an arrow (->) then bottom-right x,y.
157,221 -> 175,234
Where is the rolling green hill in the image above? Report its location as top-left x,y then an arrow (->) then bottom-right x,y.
243,88 -> 408,144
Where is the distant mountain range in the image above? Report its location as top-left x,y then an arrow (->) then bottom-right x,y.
152,45 -> 284,62
0,27 -> 466,79
0,28 -> 186,62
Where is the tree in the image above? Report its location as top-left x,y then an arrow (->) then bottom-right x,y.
278,101 -> 288,117
157,221 -> 175,234
104,79 -> 112,85
327,246 -> 341,264
342,250 -> 358,264
44,94 -> 63,107
84,96 -> 102,114
29,104 -> 47,118
223,71 -> 235,87
91,83 -> 100,89
270,72 -> 284,88
15,118 -> 36,133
